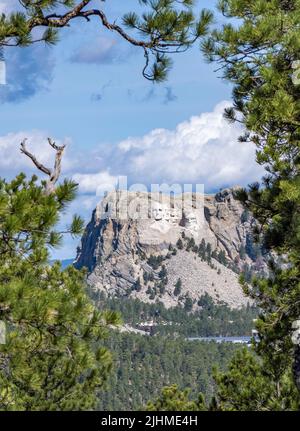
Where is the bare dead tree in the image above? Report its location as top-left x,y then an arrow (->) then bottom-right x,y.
20,138 -> 66,195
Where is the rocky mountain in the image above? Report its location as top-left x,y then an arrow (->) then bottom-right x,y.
75,189 -> 266,309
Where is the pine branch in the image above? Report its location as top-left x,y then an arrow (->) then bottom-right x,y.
0,1 -> 211,81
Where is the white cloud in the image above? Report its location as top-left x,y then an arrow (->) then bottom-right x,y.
118,101 -> 264,189
72,170 -> 118,194
0,102 -> 264,194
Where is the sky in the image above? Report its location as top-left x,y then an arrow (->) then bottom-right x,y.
0,1 -> 264,259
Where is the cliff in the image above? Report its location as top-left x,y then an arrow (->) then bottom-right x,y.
75,189 -> 265,309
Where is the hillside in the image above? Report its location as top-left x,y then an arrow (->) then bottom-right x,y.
98,332 -> 240,411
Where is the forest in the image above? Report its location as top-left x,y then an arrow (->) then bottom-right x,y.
96,295 -> 257,410
96,295 -> 258,337
98,332 -> 240,411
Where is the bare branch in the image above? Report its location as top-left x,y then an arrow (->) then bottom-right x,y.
20,138 -> 66,194
20,139 -> 51,176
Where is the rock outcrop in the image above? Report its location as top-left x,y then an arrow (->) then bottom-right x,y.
75,189 -> 264,309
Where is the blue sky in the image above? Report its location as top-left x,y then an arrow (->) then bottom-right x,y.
0,1 -> 263,259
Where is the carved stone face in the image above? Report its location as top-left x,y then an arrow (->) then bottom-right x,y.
185,211 -> 199,232
169,208 -> 180,226
150,202 -> 170,222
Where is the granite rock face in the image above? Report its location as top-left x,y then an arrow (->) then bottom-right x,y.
75,189 -> 263,309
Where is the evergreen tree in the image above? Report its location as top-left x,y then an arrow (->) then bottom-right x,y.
159,282 -> 166,295
186,237 -> 195,251
206,243 -> 212,260
217,250 -> 227,265
176,238 -> 184,250
0,140 -> 119,410
197,293 -> 214,311
202,0 -> 300,404
143,272 -> 149,284
146,385 -> 207,411
134,278 -> 142,292
213,349 -> 300,411
158,265 -> 167,280
174,279 -> 182,296
184,297 -> 193,312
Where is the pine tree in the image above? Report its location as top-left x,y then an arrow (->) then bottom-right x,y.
134,278 -> 142,292
0,0 -> 213,82
184,296 -> 193,312
158,265 -> 167,280
201,0 -> 300,405
206,243 -> 212,259
218,250 -> 227,265
145,384 -> 207,411
174,279 -> 182,296
186,237 -> 195,251
0,140 -> 120,410
213,349 -> 300,411
176,238 -> 184,250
